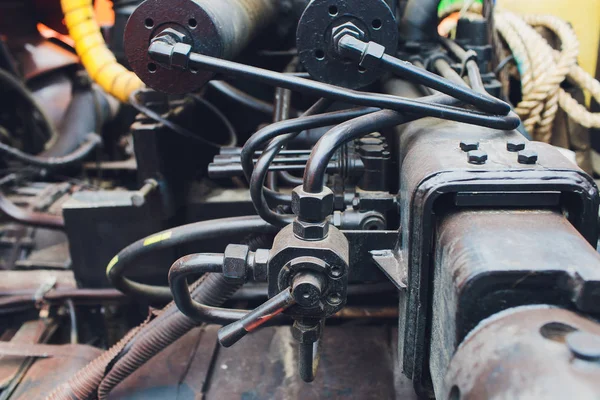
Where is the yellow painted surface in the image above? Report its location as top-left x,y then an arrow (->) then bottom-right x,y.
499,0 -> 600,77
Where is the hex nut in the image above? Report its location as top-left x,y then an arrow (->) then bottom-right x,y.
171,42 -> 192,70
292,321 -> 322,344
291,186 -> 334,223
293,219 -> 330,240
460,140 -> 479,152
359,41 -> 386,70
518,149 -> 538,164
252,248 -> 270,282
151,27 -> 188,46
332,22 -> 366,50
468,149 -> 488,165
507,139 -> 526,152
223,244 -> 250,283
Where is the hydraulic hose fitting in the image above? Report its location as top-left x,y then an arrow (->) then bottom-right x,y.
291,185 -> 334,241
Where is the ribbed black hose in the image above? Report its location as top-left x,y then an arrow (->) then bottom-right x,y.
97,273 -> 241,399
97,233 -> 272,399
47,234 -> 272,400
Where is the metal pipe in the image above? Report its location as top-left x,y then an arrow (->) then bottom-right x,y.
168,253 -> 248,324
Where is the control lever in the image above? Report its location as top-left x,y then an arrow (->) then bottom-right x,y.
218,288 -> 296,347
218,271 -> 326,347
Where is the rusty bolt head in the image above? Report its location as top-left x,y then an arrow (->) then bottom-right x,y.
467,149 -> 488,165
151,27 -> 188,46
293,219 -> 330,241
291,186 -> 334,223
223,244 -> 250,283
507,139 -> 526,152
518,149 -> 538,164
292,321 -> 322,344
460,140 -> 479,152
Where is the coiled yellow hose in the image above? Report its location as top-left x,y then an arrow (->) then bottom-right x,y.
61,0 -> 145,102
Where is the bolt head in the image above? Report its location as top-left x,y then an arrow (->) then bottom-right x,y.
460,140 -> 479,152
566,331 -> 600,361
518,149 -> 538,164
293,219 -> 329,241
467,149 -> 488,165
507,139 -> 526,152
332,22 -> 366,47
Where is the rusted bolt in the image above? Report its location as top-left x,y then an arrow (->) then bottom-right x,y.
518,149 -> 538,165
566,331 -> 600,361
467,150 -> 487,165
460,140 -> 479,152
507,139 -> 526,152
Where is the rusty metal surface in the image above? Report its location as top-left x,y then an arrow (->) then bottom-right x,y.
0,270 -> 76,295
429,208 -> 600,396
445,306 -> 600,400
104,324 -> 412,399
0,320 -> 49,389
394,118 -> 600,392
8,344 -> 102,400
15,38 -> 78,81
109,326 -> 220,399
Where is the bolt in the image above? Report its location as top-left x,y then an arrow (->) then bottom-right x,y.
518,149 -> 538,165
460,140 -> 479,152
332,22 -> 366,54
131,179 -> 158,207
507,139 -> 526,152
566,331 -> 600,361
467,150 -> 487,165
292,272 -> 324,308
150,27 -> 188,46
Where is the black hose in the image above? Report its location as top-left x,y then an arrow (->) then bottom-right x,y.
94,234 -> 273,400
277,171 -> 303,186
129,90 -> 237,148
304,110 -> 419,193
378,53 -> 507,114
168,253 -> 248,324
187,93 -> 238,146
250,135 -> 297,226
241,106 -> 379,181
241,99 -> 333,181
149,43 -> 519,130
106,216 -> 279,303
180,49 -> 519,130
439,37 -> 490,95
0,133 -> 102,169
208,81 -> 275,115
